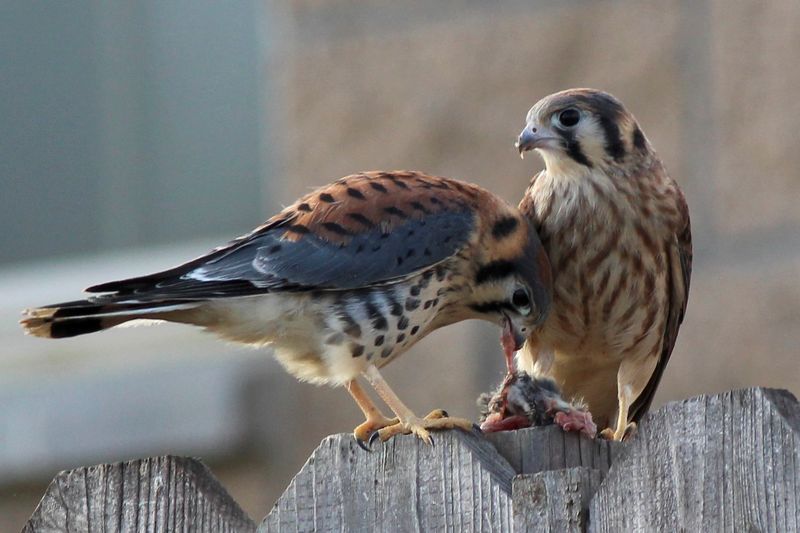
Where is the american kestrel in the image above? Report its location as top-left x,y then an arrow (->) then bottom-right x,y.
515,89 -> 692,440
22,171 -> 552,445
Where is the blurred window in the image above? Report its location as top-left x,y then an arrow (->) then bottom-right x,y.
0,1 -> 265,266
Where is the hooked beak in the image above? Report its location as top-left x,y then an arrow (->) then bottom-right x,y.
515,125 -> 560,158
502,313 -> 526,351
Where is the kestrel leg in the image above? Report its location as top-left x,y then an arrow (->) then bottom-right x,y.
345,379 -> 398,449
362,365 -> 474,445
600,353 -> 660,441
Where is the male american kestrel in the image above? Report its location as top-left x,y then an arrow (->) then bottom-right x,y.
22,171 -> 552,445
514,89 -> 692,440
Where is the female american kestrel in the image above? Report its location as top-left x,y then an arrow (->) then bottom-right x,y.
515,89 -> 692,440
22,171 -> 552,446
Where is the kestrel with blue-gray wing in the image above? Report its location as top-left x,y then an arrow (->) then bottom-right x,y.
22,171 -> 552,445
515,89 -> 692,441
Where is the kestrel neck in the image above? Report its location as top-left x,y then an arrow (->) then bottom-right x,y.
523,156 -> 668,237
524,170 -> 616,235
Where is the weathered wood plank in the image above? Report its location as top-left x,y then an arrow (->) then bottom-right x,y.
23,456 -> 255,533
589,388 -> 800,532
513,467 -> 602,533
486,425 -> 620,478
259,429 -> 517,532
260,423 -> 618,532
22,388 -> 800,531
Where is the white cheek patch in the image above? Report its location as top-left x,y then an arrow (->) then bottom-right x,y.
576,119 -> 609,164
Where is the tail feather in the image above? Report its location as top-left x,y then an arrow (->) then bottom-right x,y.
21,299 -> 201,339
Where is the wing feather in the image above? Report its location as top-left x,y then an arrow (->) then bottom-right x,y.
630,196 -> 692,422
86,172 -> 482,300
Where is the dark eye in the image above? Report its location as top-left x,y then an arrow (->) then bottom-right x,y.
557,108 -> 581,127
512,288 -> 531,313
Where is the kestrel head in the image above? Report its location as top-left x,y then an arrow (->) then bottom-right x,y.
515,88 -> 651,175
464,213 -> 552,350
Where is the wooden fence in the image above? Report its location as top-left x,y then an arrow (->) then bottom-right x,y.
23,387 -> 800,532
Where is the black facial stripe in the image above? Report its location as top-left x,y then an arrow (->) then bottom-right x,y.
598,115 -> 625,161
566,141 -> 593,167
491,216 -> 519,239
475,260 -> 516,284
557,126 -> 593,168
550,91 -> 634,166
469,301 -> 514,315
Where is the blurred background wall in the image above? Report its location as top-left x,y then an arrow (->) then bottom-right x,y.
2,0 -> 799,528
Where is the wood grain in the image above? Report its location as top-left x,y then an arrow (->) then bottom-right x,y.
589,388 -> 800,532
23,456 -> 255,533
259,429 -> 517,532
513,467 -> 602,533
23,389 -> 800,531
485,425 -> 620,478
260,425 -> 617,532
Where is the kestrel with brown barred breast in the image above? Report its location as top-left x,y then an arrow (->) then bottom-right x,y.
515,89 -> 692,440
22,171 -> 551,446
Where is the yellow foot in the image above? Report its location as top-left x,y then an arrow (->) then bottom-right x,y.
372,410 -> 475,446
353,415 -> 398,449
599,421 -> 637,441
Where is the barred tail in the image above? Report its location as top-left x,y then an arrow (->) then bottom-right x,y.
20,299 -> 200,339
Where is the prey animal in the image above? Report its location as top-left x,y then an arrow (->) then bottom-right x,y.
515,89 -> 692,440
22,171 -> 552,446
478,372 -> 596,438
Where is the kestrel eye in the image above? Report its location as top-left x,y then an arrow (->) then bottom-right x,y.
557,108 -> 581,127
512,288 -> 531,315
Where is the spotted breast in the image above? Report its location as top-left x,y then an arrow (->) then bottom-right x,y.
22,170 -> 552,445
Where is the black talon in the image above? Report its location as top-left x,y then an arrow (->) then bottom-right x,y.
428,435 -> 435,447
439,409 -> 449,418
369,430 -> 382,447
356,437 -> 371,452
472,423 -> 484,434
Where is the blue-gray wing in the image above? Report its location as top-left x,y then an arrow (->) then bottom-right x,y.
86,172 -> 482,299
